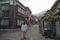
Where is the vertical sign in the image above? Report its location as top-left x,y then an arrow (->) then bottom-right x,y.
9,0 -> 14,5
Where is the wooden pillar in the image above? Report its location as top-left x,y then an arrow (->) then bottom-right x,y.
9,0 -> 17,29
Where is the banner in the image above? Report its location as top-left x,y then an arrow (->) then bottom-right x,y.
28,14 -> 32,22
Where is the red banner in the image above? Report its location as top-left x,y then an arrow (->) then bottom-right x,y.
28,14 -> 32,22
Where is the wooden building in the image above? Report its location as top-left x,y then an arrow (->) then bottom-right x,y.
0,0 -> 32,29
50,0 -> 60,38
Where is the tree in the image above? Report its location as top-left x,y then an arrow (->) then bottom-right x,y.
0,10 -> 3,19
0,10 -> 3,24
45,10 -> 58,21
45,10 -> 53,19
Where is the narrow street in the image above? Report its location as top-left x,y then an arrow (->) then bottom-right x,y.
0,24 -> 54,40
0,0 -> 60,40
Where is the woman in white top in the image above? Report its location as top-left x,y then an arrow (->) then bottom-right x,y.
21,22 -> 28,39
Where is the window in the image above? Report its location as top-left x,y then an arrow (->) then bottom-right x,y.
0,19 -> 9,25
17,20 -> 23,26
18,7 -> 25,14
1,5 -> 9,12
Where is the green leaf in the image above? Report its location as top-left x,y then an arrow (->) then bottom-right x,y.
0,10 -> 3,18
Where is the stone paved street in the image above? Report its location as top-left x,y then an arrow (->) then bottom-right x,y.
0,24 -> 54,40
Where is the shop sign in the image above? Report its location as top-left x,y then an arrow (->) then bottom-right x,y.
9,0 -> 14,5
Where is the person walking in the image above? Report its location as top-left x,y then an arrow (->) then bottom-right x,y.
21,21 -> 28,40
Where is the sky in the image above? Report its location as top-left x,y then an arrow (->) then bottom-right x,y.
19,0 -> 57,14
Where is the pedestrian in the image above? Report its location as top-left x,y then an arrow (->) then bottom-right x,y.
21,21 -> 28,40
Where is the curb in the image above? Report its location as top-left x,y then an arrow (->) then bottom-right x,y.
0,28 -> 21,32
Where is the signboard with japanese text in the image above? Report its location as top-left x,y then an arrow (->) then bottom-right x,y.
9,0 -> 14,5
